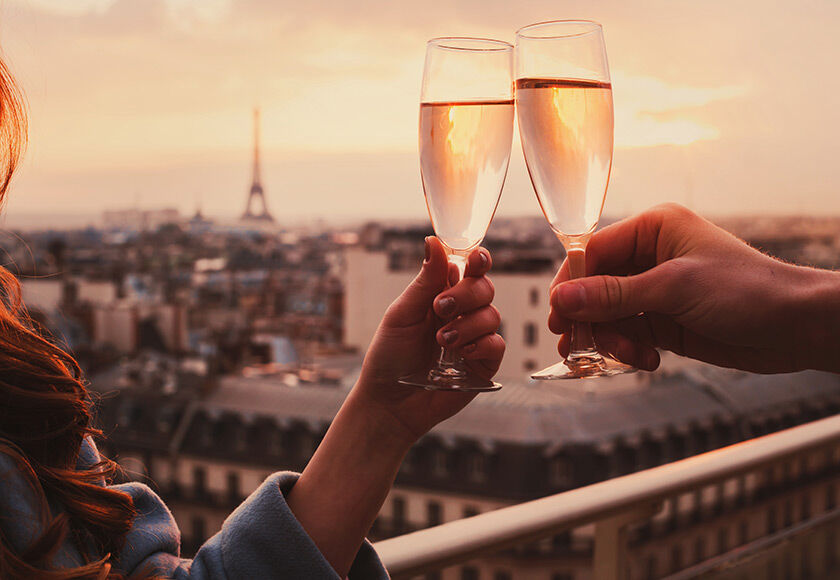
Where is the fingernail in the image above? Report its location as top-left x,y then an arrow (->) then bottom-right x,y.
441,329 -> 458,345
436,296 -> 456,317
478,250 -> 488,268
424,237 -> 431,263
463,342 -> 477,354
558,283 -> 586,312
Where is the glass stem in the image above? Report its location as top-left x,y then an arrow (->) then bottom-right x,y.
565,247 -> 598,359
436,250 -> 468,370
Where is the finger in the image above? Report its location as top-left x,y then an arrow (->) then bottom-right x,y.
557,333 -> 570,358
585,206 -> 667,276
383,236 -> 448,326
464,247 -> 492,278
462,333 -> 505,377
593,325 -> 660,371
550,265 -> 683,322
550,257 -> 571,292
448,262 -> 460,287
433,276 -> 495,319
437,306 -> 501,348
548,308 -> 572,335
555,326 -> 659,371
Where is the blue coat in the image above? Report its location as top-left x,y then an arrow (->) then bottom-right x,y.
0,438 -> 389,579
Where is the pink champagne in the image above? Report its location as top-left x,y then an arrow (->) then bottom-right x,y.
419,100 -> 514,251
516,78 -> 613,237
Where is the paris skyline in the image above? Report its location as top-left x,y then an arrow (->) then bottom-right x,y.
1,0 -> 839,227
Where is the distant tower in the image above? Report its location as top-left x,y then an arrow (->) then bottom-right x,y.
241,108 -> 274,222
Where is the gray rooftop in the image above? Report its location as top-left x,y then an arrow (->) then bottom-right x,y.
193,354 -> 840,450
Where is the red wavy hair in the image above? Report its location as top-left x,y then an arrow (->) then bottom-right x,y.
0,56 -> 139,579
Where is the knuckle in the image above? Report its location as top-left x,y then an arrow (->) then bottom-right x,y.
483,276 -> 495,300
487,305 -> 502,327
598,275 -> 625,312
656,202 -> 695,223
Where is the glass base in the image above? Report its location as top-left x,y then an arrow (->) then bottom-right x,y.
398,366 -> 502,392
531,351 -> 636,380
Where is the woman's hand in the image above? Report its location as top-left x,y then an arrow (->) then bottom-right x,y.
548,203 -> 840,374
287,237 -> 503,577
355,236 -> 505,445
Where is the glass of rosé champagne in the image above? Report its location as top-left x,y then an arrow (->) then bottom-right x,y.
515,20 -> 635,379
398,37 -> 514,392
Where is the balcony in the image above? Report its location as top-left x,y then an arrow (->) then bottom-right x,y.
374,415 -> 840,579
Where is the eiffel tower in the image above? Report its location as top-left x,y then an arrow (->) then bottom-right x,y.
241,108 -> 274,222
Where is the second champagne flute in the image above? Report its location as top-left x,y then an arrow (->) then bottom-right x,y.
398,37 -> 514,392
515,20 -> 635,380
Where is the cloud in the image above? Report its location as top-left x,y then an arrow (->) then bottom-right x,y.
164,0 -> 232,31
612,73 -> 748,148
7,0 -> 117,16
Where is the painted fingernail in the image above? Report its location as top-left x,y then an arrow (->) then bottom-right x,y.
436,296 -> 456,316
463,342 -> 477,354
557,283 -> 586,312
441,329 -> 458,345
424,237 -> 431,263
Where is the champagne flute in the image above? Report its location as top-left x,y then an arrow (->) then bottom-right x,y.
398,37 -> 514,392
515,20 -> 635,379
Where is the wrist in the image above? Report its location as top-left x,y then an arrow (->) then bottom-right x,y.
790,266 -> 840,372
340,388 -> 418,457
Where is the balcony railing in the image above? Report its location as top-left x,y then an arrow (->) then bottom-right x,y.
374,414 -> 840,579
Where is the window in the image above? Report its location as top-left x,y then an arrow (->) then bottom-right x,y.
550,457 -> 574,488
739,521 -> 749,545
190,516 -> 206,545
645,556 -> 657,580
226,471 -> 240,504
192,466 -> 206,497
524,322 -> 537,346
427,501 -> 442,527
468,453 -> 487,483
200,420 -> 214,448
783,500 -> 793,527
552,532 -> 571,550
529,287 -> 539,306
400,449 -> 414,474
392,497 -> 406,530
694,537 -> 706,564
717,528 -> 729,554
433,449 -> 448,478
460,566 -> 479,580
233,425 -> 247,452
670,545 -> 683,572
463,505 -> 480,519
268,428 -> 284,455
298,432 -> 313,459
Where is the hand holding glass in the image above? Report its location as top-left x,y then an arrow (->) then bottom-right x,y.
398,38 -> 514,392
515,20 -> 635,379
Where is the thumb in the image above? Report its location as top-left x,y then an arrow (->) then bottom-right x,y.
383,236 -> 449,325
550,268 -> 678,322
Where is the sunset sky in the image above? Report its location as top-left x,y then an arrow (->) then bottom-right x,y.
1,0 -> 838,226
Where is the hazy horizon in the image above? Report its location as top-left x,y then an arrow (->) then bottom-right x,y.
2,1 -> 839,225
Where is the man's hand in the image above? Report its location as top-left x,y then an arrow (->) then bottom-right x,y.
549,203 -> 840,374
